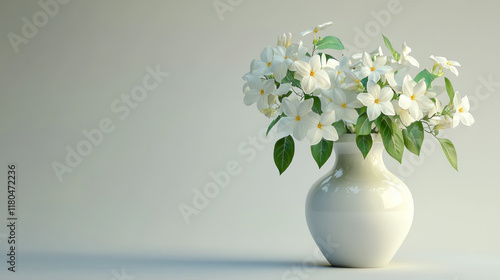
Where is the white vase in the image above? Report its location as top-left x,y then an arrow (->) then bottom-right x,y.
305,134 -> 414,268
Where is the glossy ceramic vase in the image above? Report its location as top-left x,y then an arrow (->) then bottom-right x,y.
305,134 -> 414,268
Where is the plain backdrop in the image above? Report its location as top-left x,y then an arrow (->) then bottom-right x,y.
0,0 -> 499,279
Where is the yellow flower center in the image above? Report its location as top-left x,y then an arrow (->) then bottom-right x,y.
446,61 -> 452,66
260,89 -> 264,95
411,95 -> 415,101
459,107 -> 464,113
317,123 -> 323,129
370,67 -> 375,71
284,56 -> 288,59
374,99 -> 380,104
295,115 -> 301,121
329,98 -> 333,103
267,62 -> 272,67
337,70 -> 341,75
341,103 -> 347,108
310,71 -> 315,77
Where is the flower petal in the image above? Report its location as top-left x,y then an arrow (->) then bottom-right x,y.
307,128 -> 322,145
380,101 -> 395,116
243,90 -> 261,106
380,87 -> 394,102
322,126 -> 339,142
367,104 -> 381,121
294,61 -> 311,77
301,76 -> 317,94
282,98 -> 298,117
399,95 -> 411,110
310,55 -> 322,72
321,110 -> 336,125
277,117 -> 295,135
357,92 -> 375,106
362,52 -> 373,68
342,108 -> 359,124
298,98 -> 314,116
314,70 -> 331,90
413,80 -> 427,97
460,112 -> 475,126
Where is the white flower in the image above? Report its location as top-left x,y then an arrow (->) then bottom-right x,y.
273,46 -> 296,82
425,85 -> 445,99
452,92 -> 474,127
321,88 -> 362,124
400,42 -> 419,68
392,100 -> 414,127
295,55 -> 331,94
253,46 -> 283,76
350,47 -> 383,64
357,81 -> 395,121
277,98 -> 316,140
342,70 -> 363,90
320,53 -> 338,71
430,55 -> 461,76
260,95 -> 279,118
432,115 -> 453,130
427,98 -> 442,118
386,67 -> 409,93
287,41 -> 309,72
307,111 -> 339,145
399,75 -> 434,121
358,52 -> 392,82
276,83 -> 291,96
300,21 -> 333,38
277,33 -> 292,48
243,77 -> 276,111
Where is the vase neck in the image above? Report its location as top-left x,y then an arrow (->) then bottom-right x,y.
332,140 -> 387,177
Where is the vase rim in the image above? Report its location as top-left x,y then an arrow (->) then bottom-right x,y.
337,133 -> 382,143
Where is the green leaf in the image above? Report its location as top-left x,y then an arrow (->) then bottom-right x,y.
438,138 -> 458,171
311,139 -> 333,168
282,70 -> 301,88
273,136 -> 295,175
360,76 -> 368,90
304,95 -> 323,114
332,120 -> 346,136
403,121 -> 424,156
266,113 -> 284,136
356,134 -> 373,159
414,69 -> 439,89
375,116 -> 404,163
444,77 -> 455,103
316,36 -> 344,50
355,112 -> 372,136
382,34 -> 400,61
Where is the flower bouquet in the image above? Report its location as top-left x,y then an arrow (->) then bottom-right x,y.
242,22 -> 474,174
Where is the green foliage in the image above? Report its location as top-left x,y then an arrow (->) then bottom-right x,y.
382,34 -> 400,61
403,121 -> 424,156
266,113 -> 285,136
444,77 -> 455,103
332,121 -> 346,136
274,136 -> 295,175
356,134 -> 373,159
304,95 -> 323,114
375,116 -> 404,163
438,138 -> 458,171
415,69 -> 439,89
311,139 -> 333,168
355,113 -> 372,136
316,36 -> 344,50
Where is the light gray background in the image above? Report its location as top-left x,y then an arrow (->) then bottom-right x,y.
0,0 -> 499,279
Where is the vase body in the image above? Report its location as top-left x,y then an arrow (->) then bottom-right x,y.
305,134 -> 414,268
